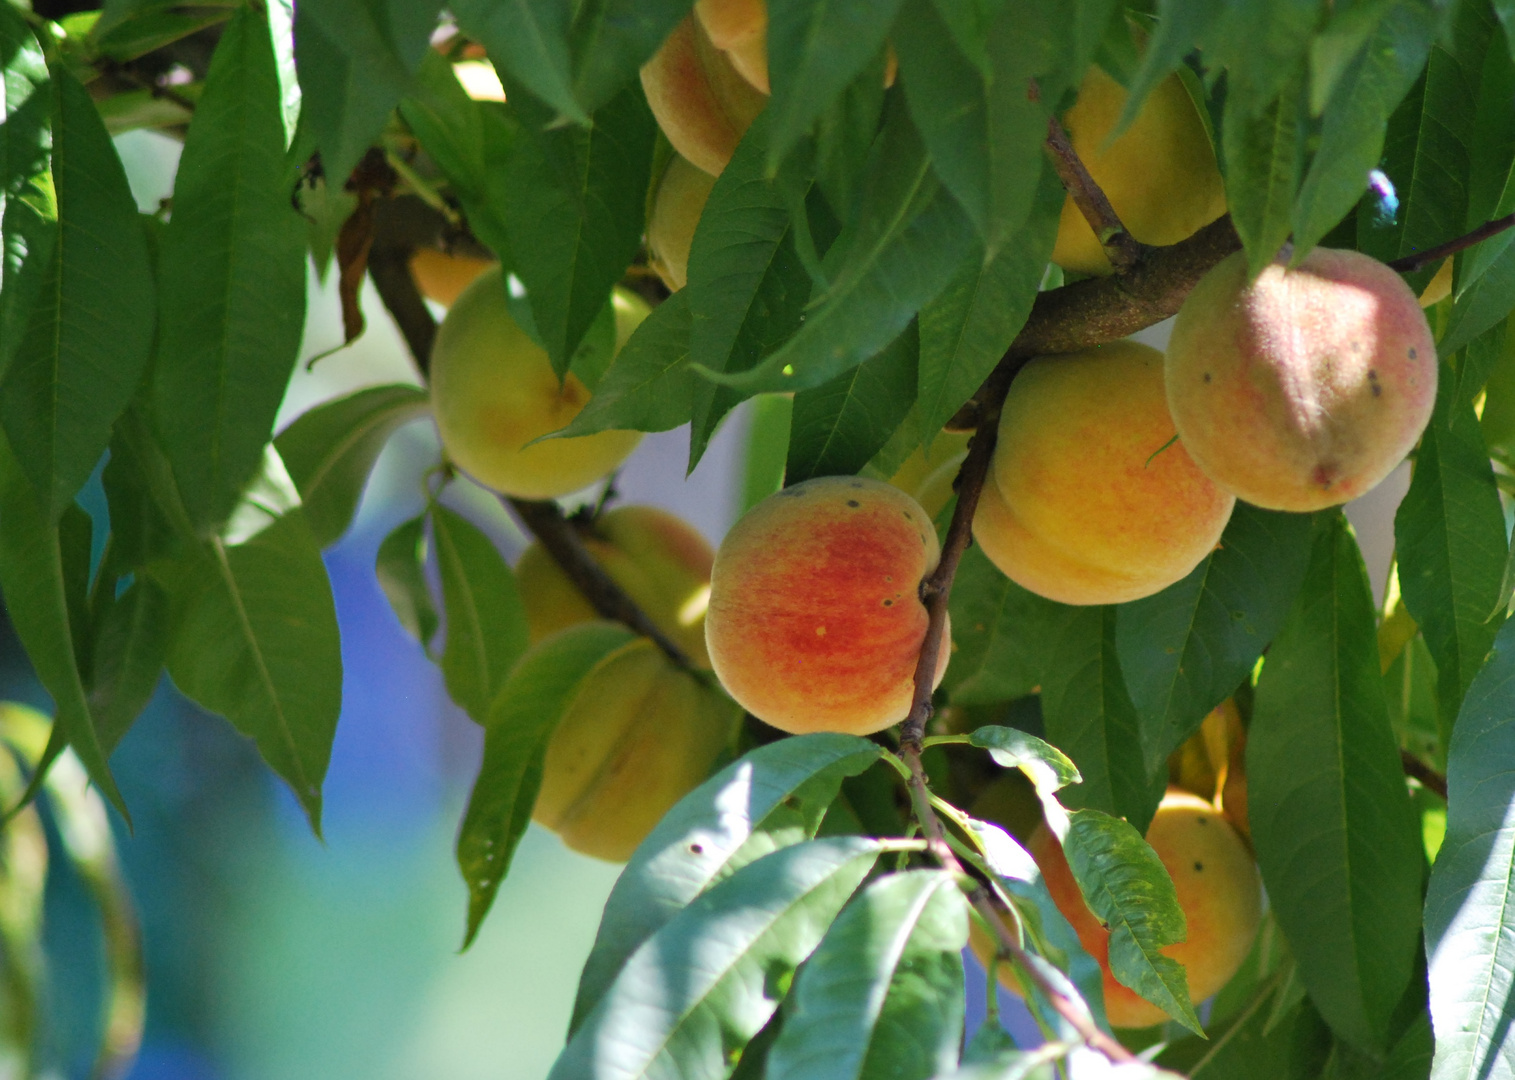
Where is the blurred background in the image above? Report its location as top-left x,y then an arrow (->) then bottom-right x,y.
3,128 -> 1410,1080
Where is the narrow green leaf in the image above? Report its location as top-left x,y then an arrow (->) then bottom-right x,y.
1116,502 -> 1314,779
1156,994 -> 1333,1079
785,321 -> 918,484
969,726 -> 1082,793
1442,237 -> 1515,357
1040,605 -> 1164,832
571,733 -> 884,1032
550,837 -> 881,1080
451,0 -> 586,126
274,384 -> 429,546
102,407 -> 194,573
765,0 -> 905,165
505,80 -> 655,372
456,623 -> 637,945
91,3 -> 234,63
162,509 -> 342,834
1063,809 -> 1202,1035
89,578 -> 170,754
1225,70 -> 1305,276
1204,1 -> 1321,129
764,870 -> 967,1080
1425,614 -> 1515,1080
1118,0 -> 1225,134
0,66 -> 153,520
568,0 -> 690,117
555,289 -> 697,437
945,544 -> 1062,706
0,7 -> 55,383
740,393 -> 793,514
1462,34 -> 1515,291
153,7 -> 308,533
430,503 -> 530,724
1248,514 -> 1423,1051
1395,357 -> 1508,734
1291,4 -> 1435,257
375,514 -> 438,649
292,0 -> 440,185
0,435 -> 126,819
400,50 -> 488,199
915,166 -> 1063,441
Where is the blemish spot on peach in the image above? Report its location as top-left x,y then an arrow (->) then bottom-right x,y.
815,626 -> 826,636
847,499 -> 859,507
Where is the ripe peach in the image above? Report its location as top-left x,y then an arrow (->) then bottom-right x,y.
533,639 -> 739,861
516,505 -> 715,668
646,153 -> 717,292
972,341 -> 1234,606
1419,259 -> 1452,307
1052,67 -> 1227,276
695,0 -> 769,93
430,268 -> 650,499
886,432 -> 970,519
640,13 -> 768,177
1166,248 -> 1437,511
705,476 -> 949,734
974,788 -> 1263,1028
409,249 -> 493,307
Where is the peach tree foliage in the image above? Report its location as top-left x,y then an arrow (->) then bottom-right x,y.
1,0 -> 1513,1077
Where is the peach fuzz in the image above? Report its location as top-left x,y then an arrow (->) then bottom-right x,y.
1052,66 -> 1227,276
430,268 -> 649,499
974,789 -> 1263,1028
1166,248 -> 1437,512
533,640 -> 737,862
974,340 -> 1234,606
640,13 -> 768,177
705,476 -> 948,735
516,505 -> 715,668
647,153 -> 717,292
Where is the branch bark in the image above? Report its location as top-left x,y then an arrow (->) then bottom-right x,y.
1044,114 -> 1147,274
1387,212 -> 1515,274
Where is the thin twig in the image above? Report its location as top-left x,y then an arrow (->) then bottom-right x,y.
1387,213 -> 1515,274
1401,749 -> 1448,800
1044,114 -> 1147,273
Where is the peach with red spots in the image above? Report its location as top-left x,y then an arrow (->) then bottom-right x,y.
704,476 -> 948,735
1166,248 -> 1437,512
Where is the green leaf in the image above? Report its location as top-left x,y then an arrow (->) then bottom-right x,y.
570,733 -> 884,1032
1224,69 -> 1305,277
400,51 -> 487,197
1118,0 -> 1225,134
568,0 -> 691,117
455,623 -> 636,945
1291,4 -> 1436,257
505,80 -> 655,373
1205,1 -> 1321,128
1062,808 -> 1202,1035
0,8 -> 55,383
696,102 -> 977,396
274,384 -> 429,547
969,726 -> 1082,793
685,115 -> 815,469
1463,33 -> 1515,291
785,321 -> 918,484
1395,357 -> 1508,735
89,578 -> 170,754
1040,605 -> 1164,832
1156,994 -> 1333,1079
450,0 -> 586,126
0,434 -> 126,820
894,0 -> 1053,254
153,7 -> 308,533
103,407 -> 195,573
0,65 -> 153,520
765,0 -> 905,165
292,0 -> 440,186
1116,502 -> 1314,779
945,544 -> 1062,706
1248,513 -> 1423,1051
1424,614 -> 1515,1080
551,836 -> 881,1080
374,514 -> 438,650
914,167 -> 1062,442
162,509 -> 342,833
430,503 -> 530,725
740,393 -> 793,514
764,869 -> 967,1080
1441,237 -> 1515,357
91,1 -> 235,62
556,289 -> 697,437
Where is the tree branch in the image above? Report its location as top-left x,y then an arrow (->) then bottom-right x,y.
1044,114 -> 1147,273
1387,213 -> 1515,274
1401,749 -> 1448,800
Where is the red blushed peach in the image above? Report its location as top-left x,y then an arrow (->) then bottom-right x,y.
705,476 -> 948,735
640,13 -> 768,177
1167,248 -> 1437,511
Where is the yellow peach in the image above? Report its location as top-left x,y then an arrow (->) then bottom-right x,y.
1419,258 -> 1452,308
409,249 -> 494,307
973,341 -> 1234,606
430,268 -> 649,499
647,154 -> 717,292
695,0 -> 769,93
1166,248 -> 1437,511
640,13 -> 768,177
705,476 -> 948,734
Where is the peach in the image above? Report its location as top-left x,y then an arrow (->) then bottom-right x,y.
974,788 -> 1263,1028
886,432 -> 971,519
646,153 -> 717,292
516,505 -> 715,668
1166,248 -> 1437,511
430,267 -> 650,499
695,0 -> 769,93
972,341 -> 1234,606
705,475 -> 949,734
409,249 -> 493,307
640,13 -> 768,177
1052,67 -> 1227,276
1419,259 -> 1452,307
533,639 -> 739,861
